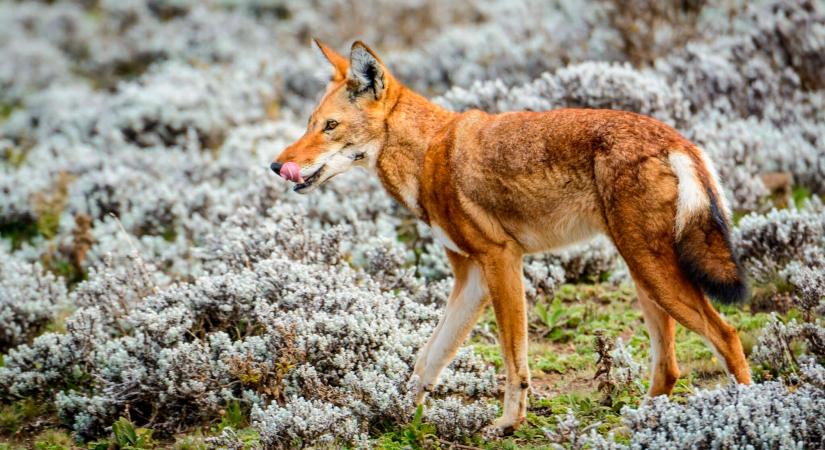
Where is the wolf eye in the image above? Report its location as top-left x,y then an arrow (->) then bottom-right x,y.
324,119 -> 338,131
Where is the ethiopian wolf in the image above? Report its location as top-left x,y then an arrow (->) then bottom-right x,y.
271,40 -> 750,434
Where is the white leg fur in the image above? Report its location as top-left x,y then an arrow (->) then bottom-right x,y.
637,291 -> 677,394
413,263 -> 487,402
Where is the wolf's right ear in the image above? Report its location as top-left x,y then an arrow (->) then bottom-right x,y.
313,38 -> 348,82
348,41 -> 386,101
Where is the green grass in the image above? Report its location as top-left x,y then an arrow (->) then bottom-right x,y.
87,417 -> 155,449
172,431 -> 210,450
0,399 -> 44,436
33,430 -> 73,450
171,427 -> 260,450
377,405 -> 438,449
792,185 -> 812,208
532,348 -> 592,374
214,401 -> 247,432
0,102 -> 16,122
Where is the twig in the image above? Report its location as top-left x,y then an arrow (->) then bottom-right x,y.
435,437 -> 484,450
109,212 -> 159,294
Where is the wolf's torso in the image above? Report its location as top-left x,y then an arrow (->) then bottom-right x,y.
413,108 -> 691,255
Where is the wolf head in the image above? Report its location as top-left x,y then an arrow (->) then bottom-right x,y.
271,40 -> 394,193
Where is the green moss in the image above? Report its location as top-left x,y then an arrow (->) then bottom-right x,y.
172,431 -> 209,450
161,225 -> 177,242
531,283 -> 641,350
0,219 -> 40,250
717,305 -> 772,330
732,210 -> 748,225
1,173 -> 72,249
0,103 -> 16,122
47,258 -> 85,286
2,147 -> 27,168
543,393 -> 601,419
233,428 -> 261,450
35,213 -> 60,241
0,399 -> 44,436
63,368 -> 93,393
33,429 -> 73,450
510,411 -> 555,441
170,426 -> 260,450
675,328 -> 714,362
471,343 -> 503,370
533,351 -> 591,373
792,185 -> 812,208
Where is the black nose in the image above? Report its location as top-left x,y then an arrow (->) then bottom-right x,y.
270,162 -> 282,174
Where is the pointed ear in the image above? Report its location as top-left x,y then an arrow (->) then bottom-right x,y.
313,38 -> 348,82
347,41 -> 387,100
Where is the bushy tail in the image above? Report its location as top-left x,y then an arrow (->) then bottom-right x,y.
669,151 -> 747,304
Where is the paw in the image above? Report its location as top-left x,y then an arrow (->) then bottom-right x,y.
407,375 -> 434,405
482,417 -> 524,439
413,382 -> 435,405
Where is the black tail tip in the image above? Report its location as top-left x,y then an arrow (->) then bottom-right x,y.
675,186 -> 749,304
678,254 -> 749,304
701,277 -> 749,305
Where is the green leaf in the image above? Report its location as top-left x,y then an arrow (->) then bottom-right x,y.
113,417 -> 138,446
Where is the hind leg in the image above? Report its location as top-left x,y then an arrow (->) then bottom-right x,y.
597,154 -> 749,385
628,257 -> 750,385
635,283 -> 680,396
682,295 -> 751,384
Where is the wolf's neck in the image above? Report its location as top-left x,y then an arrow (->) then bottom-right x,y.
376,87 -> 456,218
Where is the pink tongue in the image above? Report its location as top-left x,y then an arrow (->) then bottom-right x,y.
279,162 -> 303,183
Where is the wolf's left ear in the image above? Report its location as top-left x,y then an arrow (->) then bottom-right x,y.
314,38 -> 348,82
348,41 -> 386,100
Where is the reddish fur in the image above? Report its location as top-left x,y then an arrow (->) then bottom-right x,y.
274,41 -> 751,433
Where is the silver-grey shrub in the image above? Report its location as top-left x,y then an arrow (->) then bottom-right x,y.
733,199 -> 825,282
546,354 -> 825,449
0,245 -> 69,351
1,0 -> 824,446
436,62 -> 691,128
0,206 -> 497,444
618,380 -> 825,449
